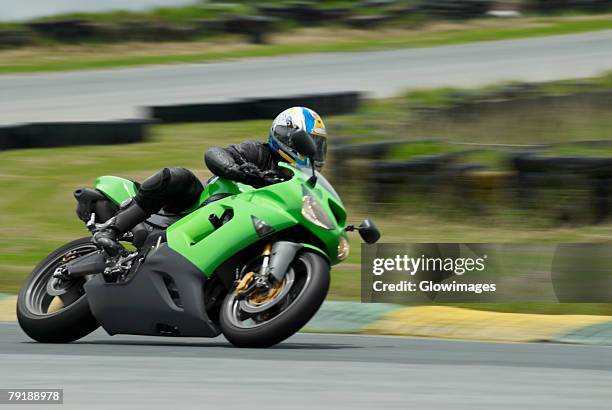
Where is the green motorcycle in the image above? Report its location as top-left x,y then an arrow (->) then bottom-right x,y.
17,132 -> 380,347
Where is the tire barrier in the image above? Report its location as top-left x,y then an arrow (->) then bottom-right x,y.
331,139 -> 431,182
361,0 -> 401,7
344,15 -> 394,29
510,153 -> 612,222
0,29 -> 32,48
449,167 -> 514,213
116,21 -> 202,42
222,15 -> 279,44
417,0 -> 494,19
149,92 -> 362,124
0,120 -> 150,151
17,16 -> 280,47
27,20 -> 100,42
413,89 -> 612,124
191,18 -> 228,34
331,137 -> 612,222
528,0 -> 612,12
26,19 -> 204,43
5,0 -> 593,50
387,5 -> 421,16
255,3 -> 350,23
7,0 -> 612,51
368,152 -> 463,203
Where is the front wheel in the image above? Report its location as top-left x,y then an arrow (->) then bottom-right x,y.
219,251 -> 330,348
17,237 -> 100,343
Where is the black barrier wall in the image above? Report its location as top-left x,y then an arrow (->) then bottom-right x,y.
0,120 -> 151,151
149,92 -> 362,123
0,92 -> 362,150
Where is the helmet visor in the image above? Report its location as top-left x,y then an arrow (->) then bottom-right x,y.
273,125 -> 294,146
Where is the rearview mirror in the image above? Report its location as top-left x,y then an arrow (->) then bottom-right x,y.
291,129 -> 316,159
359,219 -> 380,244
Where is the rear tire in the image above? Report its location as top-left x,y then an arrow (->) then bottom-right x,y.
17,238 -> 100,343
219,251 -> 330,348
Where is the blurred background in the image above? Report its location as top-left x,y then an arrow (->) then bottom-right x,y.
3,0 -> 612,315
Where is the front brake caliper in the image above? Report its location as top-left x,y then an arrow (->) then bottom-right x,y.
234,271 -> 255,296
235,244 -> 275,298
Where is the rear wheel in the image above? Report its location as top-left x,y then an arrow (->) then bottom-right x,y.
219,251 -> 330,348
17,238 -> 100,343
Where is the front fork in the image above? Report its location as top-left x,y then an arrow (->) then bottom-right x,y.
256,244 -> 273,286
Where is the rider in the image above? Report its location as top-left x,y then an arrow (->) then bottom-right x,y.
93,107 -> 328,254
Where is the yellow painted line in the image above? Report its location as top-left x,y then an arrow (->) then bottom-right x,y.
0,296 -> 17,322
364,306 -> 612,343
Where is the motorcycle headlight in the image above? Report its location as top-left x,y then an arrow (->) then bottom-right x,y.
302,194 -> 335,230
337,236 -> 350,261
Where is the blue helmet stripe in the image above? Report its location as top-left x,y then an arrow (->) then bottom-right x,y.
302,107 -> 315,134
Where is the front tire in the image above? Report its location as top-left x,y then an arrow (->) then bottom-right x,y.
17,238 -> 100,343
219,251 -> 330,348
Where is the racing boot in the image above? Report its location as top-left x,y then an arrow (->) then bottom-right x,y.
93,201 -> 148,256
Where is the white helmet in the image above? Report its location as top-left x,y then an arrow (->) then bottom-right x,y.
268,107 -> 328,171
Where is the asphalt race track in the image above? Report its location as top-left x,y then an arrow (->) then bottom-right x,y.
3,30 -> 612,124
0,322 -> 610,409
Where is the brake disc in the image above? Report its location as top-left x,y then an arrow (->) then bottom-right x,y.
239,269 -> 295,315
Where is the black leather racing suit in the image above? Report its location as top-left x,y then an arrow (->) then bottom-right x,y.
133,140 -> 279,216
